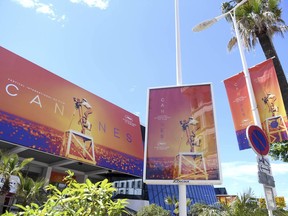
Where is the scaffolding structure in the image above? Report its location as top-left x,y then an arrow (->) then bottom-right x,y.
173,152 -> 208,180
61,129 -> 96,164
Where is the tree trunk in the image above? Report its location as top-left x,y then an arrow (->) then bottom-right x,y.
257,32 -> 288,115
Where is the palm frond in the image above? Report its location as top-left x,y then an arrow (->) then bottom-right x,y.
227,36 -> 237,51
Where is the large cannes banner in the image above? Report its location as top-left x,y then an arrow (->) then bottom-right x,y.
0,46 -> 143,177
143,84 -> 222,185
224,59 -> 288,150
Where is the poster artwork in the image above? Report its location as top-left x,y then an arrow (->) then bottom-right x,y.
0,46 -> 143,177
224,59 -> 288,150
144,84 -> 222,185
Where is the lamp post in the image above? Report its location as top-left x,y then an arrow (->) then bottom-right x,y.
175,1 -> 187,215
193,0 -> 261,127
192,1 -> 275,215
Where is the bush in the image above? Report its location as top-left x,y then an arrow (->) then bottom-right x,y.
136,204 -> 171,216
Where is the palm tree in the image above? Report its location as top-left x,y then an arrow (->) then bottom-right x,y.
228,188 -> 267,216
188,188 -> 268,216
222,0 -> 288,114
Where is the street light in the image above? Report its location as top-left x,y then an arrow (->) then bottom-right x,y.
192,0 -> 261,127
192,1 -> 275,215
192,0 -> 248,32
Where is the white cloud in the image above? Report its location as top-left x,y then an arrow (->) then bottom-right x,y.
36,3 -> 56,19
12,0 -> 66,23
271,162 -> 288,175
70,0 -> 109,10
222,161 -> 257,179
221,160 -> 288,182
12,0 -> 108,24
221,160 -> 288,207
14,0 -> 35,8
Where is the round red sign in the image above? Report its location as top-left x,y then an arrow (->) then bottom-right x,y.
246,125 -> 270,156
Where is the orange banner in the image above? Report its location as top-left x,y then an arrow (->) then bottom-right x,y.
224,59 -> 288,150
0,46 -> 143,176
144,84 -> 221,185
224,73 -> 254,150
250,59 -> 288,143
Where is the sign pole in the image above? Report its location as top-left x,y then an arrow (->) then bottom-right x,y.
232,6 -> 275,215
246,125 -> 276,215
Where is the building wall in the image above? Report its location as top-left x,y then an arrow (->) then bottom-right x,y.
147,184 -> 217,213
113,179 -> 217,213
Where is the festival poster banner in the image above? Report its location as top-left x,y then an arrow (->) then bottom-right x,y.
224,59 -> 288,150
249,59 -> 288,143
143,84 -> 222,185
0,46 -> 143,177
223,73 -> 254,150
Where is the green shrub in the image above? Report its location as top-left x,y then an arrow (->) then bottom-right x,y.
136,204 -> 171,216
3,170 -> 128,216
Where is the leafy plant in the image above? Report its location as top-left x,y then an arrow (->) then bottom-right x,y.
165,195 -> 195,215
269,141 -> 288,162
3,170 -> 128,216
136,204 -> 171,216
0,152 -> 33,195
16,176 -> 47,206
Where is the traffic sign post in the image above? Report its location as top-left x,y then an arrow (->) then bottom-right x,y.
257,156 -> 272,176
246,125 -> 270,156
246,125 -> 277,212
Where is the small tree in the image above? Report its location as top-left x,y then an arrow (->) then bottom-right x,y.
189,203 -> 223,216
229,188 -> 267,216
165,195 -> 196,215
3,170 -> 128,216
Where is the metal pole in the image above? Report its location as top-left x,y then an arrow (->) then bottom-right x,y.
175,0 -> 183,86
179,184 -> 187,216
175,0 -> 186,215
230,10 -> 274,216
230,11 -> 261,126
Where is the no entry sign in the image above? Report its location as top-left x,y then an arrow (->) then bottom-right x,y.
246,125 -> 270,156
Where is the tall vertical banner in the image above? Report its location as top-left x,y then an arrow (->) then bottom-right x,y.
224,59 -> 288,150
223,73 -> 254,150
0,46 -> 143,177
143,84 -> 222,185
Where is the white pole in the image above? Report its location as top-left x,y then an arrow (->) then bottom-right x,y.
175,0 -> 183,86
230,10 -> 274,216
175,0 -> 186,215
179,184 -> 187,216
230,11 -> 261,126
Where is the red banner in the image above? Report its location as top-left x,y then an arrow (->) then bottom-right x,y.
224,59 -> 288,150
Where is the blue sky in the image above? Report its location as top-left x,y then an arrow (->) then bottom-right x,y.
1,0 -> 288,206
